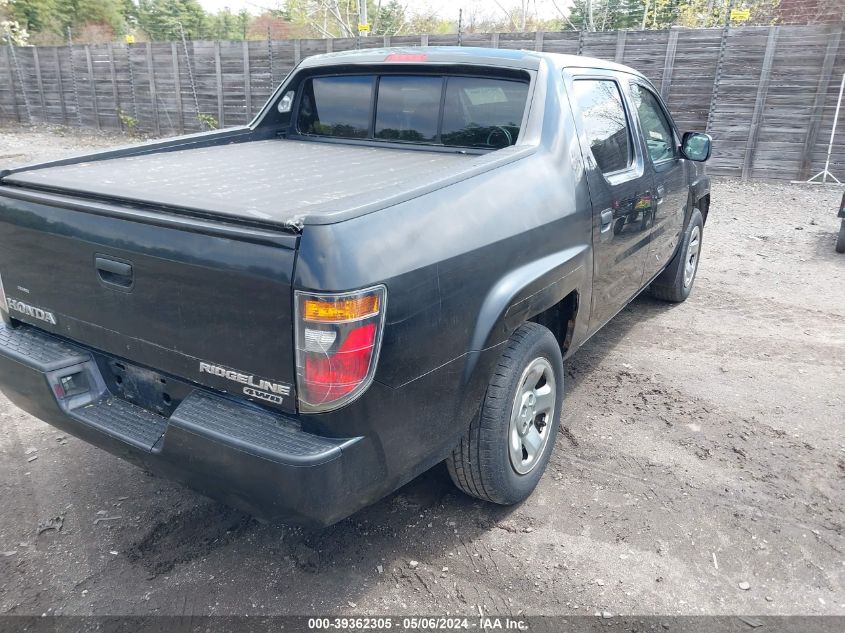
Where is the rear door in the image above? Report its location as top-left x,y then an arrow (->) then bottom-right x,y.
566,71 -> 656,332
626,81 -> 689,281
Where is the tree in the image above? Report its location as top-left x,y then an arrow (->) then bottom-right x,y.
209,7 -> 237,39
677,0 -> 780,27
52,0 -> 124,35
568,0 -> 683,31
1,0 -> 30,44
9,0 -> 55,33
248,11 -> 290,39
372,0 -> 404,35
135,0 -> 208,40
284,0 -> 396,38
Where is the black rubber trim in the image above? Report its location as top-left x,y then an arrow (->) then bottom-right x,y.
70,396 -> 168,452
169,391 -> 349,465
0,322 -> 89,372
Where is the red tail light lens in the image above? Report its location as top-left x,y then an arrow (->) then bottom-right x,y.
295,286 -> 387,413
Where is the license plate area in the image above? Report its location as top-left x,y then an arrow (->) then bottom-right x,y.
94,355 -> 193,418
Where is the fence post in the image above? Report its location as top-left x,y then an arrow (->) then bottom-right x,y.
67,28 -> 82,127
32,47 -> 46,120
6,37 -> 31,122
146,42 -> 161,136
266,25 -> 275,84
171,42 -> 184,134
178,31 -> 200,129
615,31 -> 627,63
421,34 -> 428,47
706,24 -> 730,134
326,39 -> 333,53
535,32 -> 544,52
127,44 -> 138,121
84,45 -> 101,130
660,29 -> 679,101
243,40 -> 252,121
2,47 -> 20,122
800,25 -> 842,179
577,30 -> 585,55
742,26 -> 780,180
54,47 -> 67,125
491,33 -> 499,48
107,43 -> 121,129
214,41 -> 224,127
293,39 -> 301,66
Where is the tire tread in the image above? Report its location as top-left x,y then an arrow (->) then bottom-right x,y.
447,322 -> 557,504
649,208 -> 704,303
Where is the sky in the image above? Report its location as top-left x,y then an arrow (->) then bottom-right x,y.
197,0 -> 565,20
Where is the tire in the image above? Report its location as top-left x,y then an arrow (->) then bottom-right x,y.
446,322 -> 563,505
836,218 -> 845,254
650,208 -> 704,303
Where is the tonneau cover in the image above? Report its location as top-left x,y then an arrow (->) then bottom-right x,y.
2,139 -> 501,227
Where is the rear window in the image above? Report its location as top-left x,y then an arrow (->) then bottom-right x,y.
296,74 -> 529,149
375,76 -> 442,143
441,77 -> 528,148
298,76 -> 374,139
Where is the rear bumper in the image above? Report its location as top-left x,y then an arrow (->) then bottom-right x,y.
0,322 -> 382,527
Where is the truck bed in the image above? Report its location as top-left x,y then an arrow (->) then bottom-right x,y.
2,139 -> 505,228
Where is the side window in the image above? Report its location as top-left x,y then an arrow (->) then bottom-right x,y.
572,79 -> 632,175
629,84 -> 677,163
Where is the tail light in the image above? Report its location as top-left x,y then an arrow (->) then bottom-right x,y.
294,285 -> 387,413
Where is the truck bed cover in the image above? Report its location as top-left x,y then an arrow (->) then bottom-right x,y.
2,139 -> 513,229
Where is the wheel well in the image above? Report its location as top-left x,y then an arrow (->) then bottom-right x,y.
529,290 -> 579,356
697,194 -> 710,224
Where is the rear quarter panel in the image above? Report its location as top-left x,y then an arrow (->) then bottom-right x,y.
293,59 -> 592,479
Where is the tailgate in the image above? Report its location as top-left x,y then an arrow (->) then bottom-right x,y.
0,189 -> 298,414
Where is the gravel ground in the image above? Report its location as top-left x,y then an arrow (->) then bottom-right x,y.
0,125 -> 843,618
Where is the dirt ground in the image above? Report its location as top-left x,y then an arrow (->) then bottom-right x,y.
0,125 -> 843,619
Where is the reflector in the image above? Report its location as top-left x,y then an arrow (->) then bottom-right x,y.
303,295 -> 380,322
303,324 -> 376,404
0,271 -> 7,313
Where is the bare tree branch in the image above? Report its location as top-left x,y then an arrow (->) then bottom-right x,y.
550,0 -> 580,30
491,0 -> 520,31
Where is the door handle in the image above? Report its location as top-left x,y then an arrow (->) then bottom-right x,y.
95,256 -> 133,290
599,209 -> 614,242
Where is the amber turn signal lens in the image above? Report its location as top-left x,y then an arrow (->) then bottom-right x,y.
302,295 -> 380,323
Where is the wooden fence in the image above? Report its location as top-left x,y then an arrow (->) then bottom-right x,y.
1,24 -> 844,181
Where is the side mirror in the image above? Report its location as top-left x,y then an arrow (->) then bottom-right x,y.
681,132 -> 712,162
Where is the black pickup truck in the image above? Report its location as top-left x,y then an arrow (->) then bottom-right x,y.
0,48 -> 711,526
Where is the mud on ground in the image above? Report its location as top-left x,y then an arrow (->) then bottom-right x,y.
0,125 -> 843,617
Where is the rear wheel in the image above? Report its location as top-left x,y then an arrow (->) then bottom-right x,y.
446,322 -> 563,505
836,218 -> 845,253
650,208 -> 704,303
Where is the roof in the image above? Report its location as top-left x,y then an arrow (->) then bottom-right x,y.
298,46 -> 644,77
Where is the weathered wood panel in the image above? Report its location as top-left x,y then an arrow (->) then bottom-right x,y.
1,25 -> 842,181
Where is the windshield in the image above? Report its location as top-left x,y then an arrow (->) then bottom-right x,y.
296,74 -> 529,149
